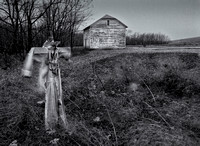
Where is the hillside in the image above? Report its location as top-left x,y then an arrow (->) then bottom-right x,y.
169,36 -> 200,46
1,49 -> 200,145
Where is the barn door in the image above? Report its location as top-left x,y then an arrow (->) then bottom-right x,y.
85,39 -> 87,48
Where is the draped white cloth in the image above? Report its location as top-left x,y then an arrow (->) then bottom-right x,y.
22,43 -> 71,131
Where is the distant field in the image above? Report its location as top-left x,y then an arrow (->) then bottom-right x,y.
169,36 -> 200,46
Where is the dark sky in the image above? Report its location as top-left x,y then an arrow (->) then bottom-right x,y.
82,0 -> 200,40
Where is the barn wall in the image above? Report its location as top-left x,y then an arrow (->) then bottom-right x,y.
83,29 -> 90,48
89,28 -> 126,49
84,18 -> 127,49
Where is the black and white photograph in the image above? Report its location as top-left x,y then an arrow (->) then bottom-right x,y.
0,0 -> 200,145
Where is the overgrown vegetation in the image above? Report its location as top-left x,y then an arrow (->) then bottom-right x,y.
1,52 -> 200,145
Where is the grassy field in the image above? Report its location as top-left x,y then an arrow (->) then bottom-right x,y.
169,36 -> 200,46
1,49 -> 200,145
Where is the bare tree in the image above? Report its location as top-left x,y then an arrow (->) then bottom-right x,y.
0,0 -> 21,54
0,0 -> 56,55
20,0 -> 58,51
42,0 -> 92,48
0,0 -> 93,69
126,32 -> 170,46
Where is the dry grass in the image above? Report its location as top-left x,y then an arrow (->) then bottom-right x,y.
1,52 -> 200,145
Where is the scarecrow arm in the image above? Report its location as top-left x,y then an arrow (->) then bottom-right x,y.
57,47 -> 71,60
22,47 -> 47,77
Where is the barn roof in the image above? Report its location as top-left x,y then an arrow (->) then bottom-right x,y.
83,14 -> 128,31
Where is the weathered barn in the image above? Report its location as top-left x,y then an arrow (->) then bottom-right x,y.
83,14 -> 128,49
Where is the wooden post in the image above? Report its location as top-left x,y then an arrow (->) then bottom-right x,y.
22,40 -> 71,132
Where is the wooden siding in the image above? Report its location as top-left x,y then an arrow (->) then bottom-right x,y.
89,28 -> 126,49
83,16 -> 127,49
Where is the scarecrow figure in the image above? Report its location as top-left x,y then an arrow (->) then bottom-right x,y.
22,36 -> 71,132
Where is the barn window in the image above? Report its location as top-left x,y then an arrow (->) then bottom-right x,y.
107,20 -> 110,25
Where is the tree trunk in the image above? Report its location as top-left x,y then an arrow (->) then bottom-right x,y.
27,18 -> 32,52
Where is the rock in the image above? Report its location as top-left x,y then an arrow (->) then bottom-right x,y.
9,140 -> 17,146
100,91 -> 105,95
93,116 -> 100,122
111,90 -> 115,94
50,138 -> 59,145
128,83 -> 139,92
